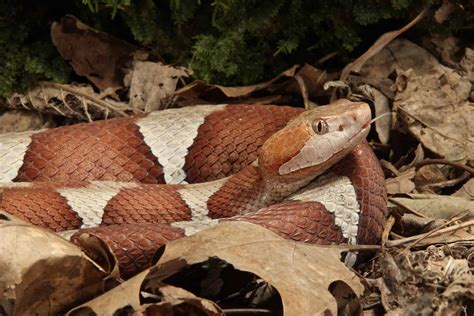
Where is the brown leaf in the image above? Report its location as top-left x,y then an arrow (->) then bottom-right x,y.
172,64 -> 329,107
125,61 -> 191,112
386,168 -> 416,194
67,222 -> 363,315
151,222 -> 363,315
0,212 -> 111,315
389,194 -> 474,219
434,0 -> 456,24
460,47 -> 474,82
359,39 -> 441,83
394,66 -> 473,162
372,88 -> 391,144
173,65 -> 299,105
51,15 -> 160,96
413,164 -> 447,189
452,178 -> 474,199
378,247 -> 473,314
8,81 -> 133,121
0,110 -> 55,133
339,6 -> 430,81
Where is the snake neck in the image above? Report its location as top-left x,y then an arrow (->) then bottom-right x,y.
204,162 -> 318,218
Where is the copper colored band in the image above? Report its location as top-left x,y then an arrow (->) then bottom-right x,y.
70,224 -> 184,279
184,105 -> 303,182
330,142 -> 387,245
15,115 -> 165,183
207,165 -> 264,218
12,105 -> 302,185
1,187 -> 82,231
228,200 -> 346,245
102,185 -> 191,225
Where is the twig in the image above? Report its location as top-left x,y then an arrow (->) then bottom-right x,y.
419,172 -> 471,191
403,215 -> 467,251
223,308 -> 273,314
388,197 -> 428,218
381,215 -> 395,253
294,74 -> 310,109
316,51 -> 337,65
415,159 -> 474,174
385,219 -> 474,248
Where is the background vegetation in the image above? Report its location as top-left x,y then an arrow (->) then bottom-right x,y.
0,0 -> 472,98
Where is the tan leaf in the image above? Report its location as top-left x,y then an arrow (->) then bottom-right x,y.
372,88 -> 391,144
340,6 -> 429,81
388,194 -> 474,219
414,164 -> 447,189
8,81 -> 132,121
434,0 -> 456,24
359,39 -> 443,83
125,61 -> 191,112
67,222 -> 363,315
0,212 -> 111,315
460,47 -> 474,82
0,110 -> 55,134
452,178 -> 474,199
394,66 -> 473,162
386,168 -> 416,194
172,64 -> 329,107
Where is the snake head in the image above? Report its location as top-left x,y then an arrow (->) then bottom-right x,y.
259,99 -> 371,179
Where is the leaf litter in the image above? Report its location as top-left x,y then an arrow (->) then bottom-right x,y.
0,6 -> 473,315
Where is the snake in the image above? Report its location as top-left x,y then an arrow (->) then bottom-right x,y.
0,99 -> 387,278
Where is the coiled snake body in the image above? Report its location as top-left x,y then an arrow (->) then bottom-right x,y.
0,100 -> 387,277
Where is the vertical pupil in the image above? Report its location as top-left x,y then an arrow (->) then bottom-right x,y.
317,121 -> 323,132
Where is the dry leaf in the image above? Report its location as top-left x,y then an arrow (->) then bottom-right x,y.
379,248 -> 473,314
460,47 -> 474,82
359,39 -> 442,83
388,194 -> 474,219
173,65 -> 299,105
0,212 -> 112,315
125,61 -> 191,112
152,222 -> 363,315
413,164 -> 447,190
452,178 -> 474,199
69,281 -> 223,315
386,168 -> 416,194
434,0 -> 456,24
339,6 -> 429,81
414,228 -> 474,247
8,81 -> 132,121
172,64 -> 329,107
68,222 -> 363,315
394,66 -> 473,162
278,63 -> 329,99
0,110 -> 55,133
372,88 -> 391,144
51,15 -> 160,96
422,36 -> 463,68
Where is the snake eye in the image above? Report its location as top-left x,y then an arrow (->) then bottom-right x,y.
311,119 -> 328,135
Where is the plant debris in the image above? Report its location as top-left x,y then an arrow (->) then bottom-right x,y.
0,7 -> 473,314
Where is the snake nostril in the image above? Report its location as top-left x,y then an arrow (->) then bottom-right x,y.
338,125 -> 344,131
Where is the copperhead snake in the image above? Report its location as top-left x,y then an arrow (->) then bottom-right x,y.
0,99 -> 387,277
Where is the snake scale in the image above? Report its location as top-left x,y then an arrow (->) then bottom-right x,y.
0,99 -> 387,277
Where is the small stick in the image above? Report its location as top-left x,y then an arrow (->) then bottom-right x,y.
294,74 -> 310,110
415,159 -> 474,174
223,308 -> 273,314
388,197 -> 428,218
385,219 -> 474,248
